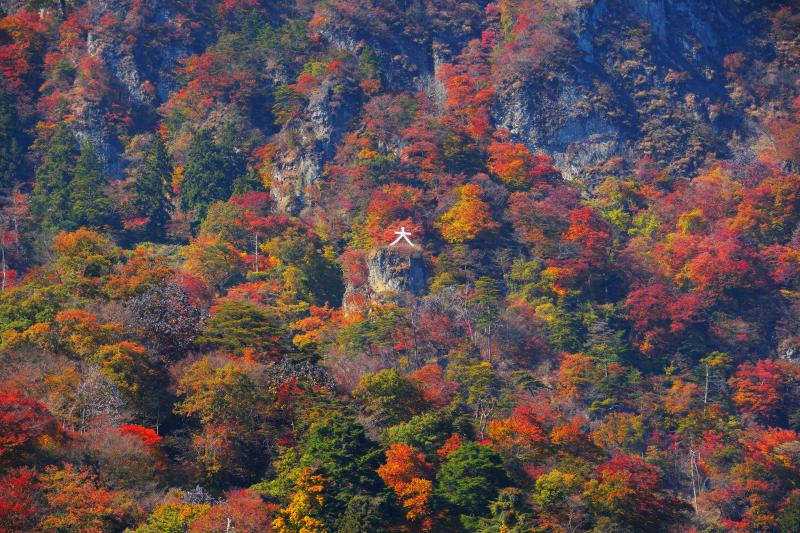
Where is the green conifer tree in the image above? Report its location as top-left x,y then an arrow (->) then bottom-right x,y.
435,441 -> 507,514
0,83 -> 24,190
197,300 -> 288,356
300,414 -> 383,523
131,134 -> 172,241
70,140 -> 113,229
30,123 -> 79,232
217,122 -> 248,183
181,129 -> 233,223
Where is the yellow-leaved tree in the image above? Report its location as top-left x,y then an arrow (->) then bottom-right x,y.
437,183 -> 498,243
272,467 -> 328,533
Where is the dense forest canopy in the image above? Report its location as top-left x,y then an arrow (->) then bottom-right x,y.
1,0 -> 800,531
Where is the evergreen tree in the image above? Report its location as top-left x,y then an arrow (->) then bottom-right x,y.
70,140 -> 113,229
272,85 -> 304,126
181,129 -> 233,223
131,134 -> 172,241
353,369 -> 423,427
473,276 -> 503,359
30,123 -> 79,232
477,488 -> 535,533
0,83 -> 24,190
197,300 -> 289,357
383,409 -> 460,456
546,297 -> 586,353
435,442 -> 507,518
781,492 -> 800,533
265,227 -> 344,306
300,414 -> 383,522
357,46 -> 381,81
336,495 -> 390,533
217,122 -> 248,183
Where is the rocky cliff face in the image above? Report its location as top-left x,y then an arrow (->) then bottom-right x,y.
343,246 -> 427,313
367,246 -> 427,297
494,0 -> 760,186
270,80 -> 355,213
13,0 -> 784,200
266,1 -> 484,213
268,0 -> 772,209
50,1 -> 204,178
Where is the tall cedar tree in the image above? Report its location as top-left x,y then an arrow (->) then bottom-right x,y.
131,134 -> 173,241
0,83 -> 23,189
181,128 -> 243,223
217,122 -> 248,187
300,414 -> 384,524
30,123 -> 79,232
70,140 -> 113,230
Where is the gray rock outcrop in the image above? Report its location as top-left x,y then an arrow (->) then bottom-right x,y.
367,246 -> 427,297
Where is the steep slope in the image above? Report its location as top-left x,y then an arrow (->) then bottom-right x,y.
1,2 -> 800,532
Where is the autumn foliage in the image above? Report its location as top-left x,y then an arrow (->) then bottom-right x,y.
0,1 -> 798,531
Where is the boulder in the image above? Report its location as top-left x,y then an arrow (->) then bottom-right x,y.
367,246 -> 426,297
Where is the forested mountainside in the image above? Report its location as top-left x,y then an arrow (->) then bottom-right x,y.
1,0 -> 800,531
